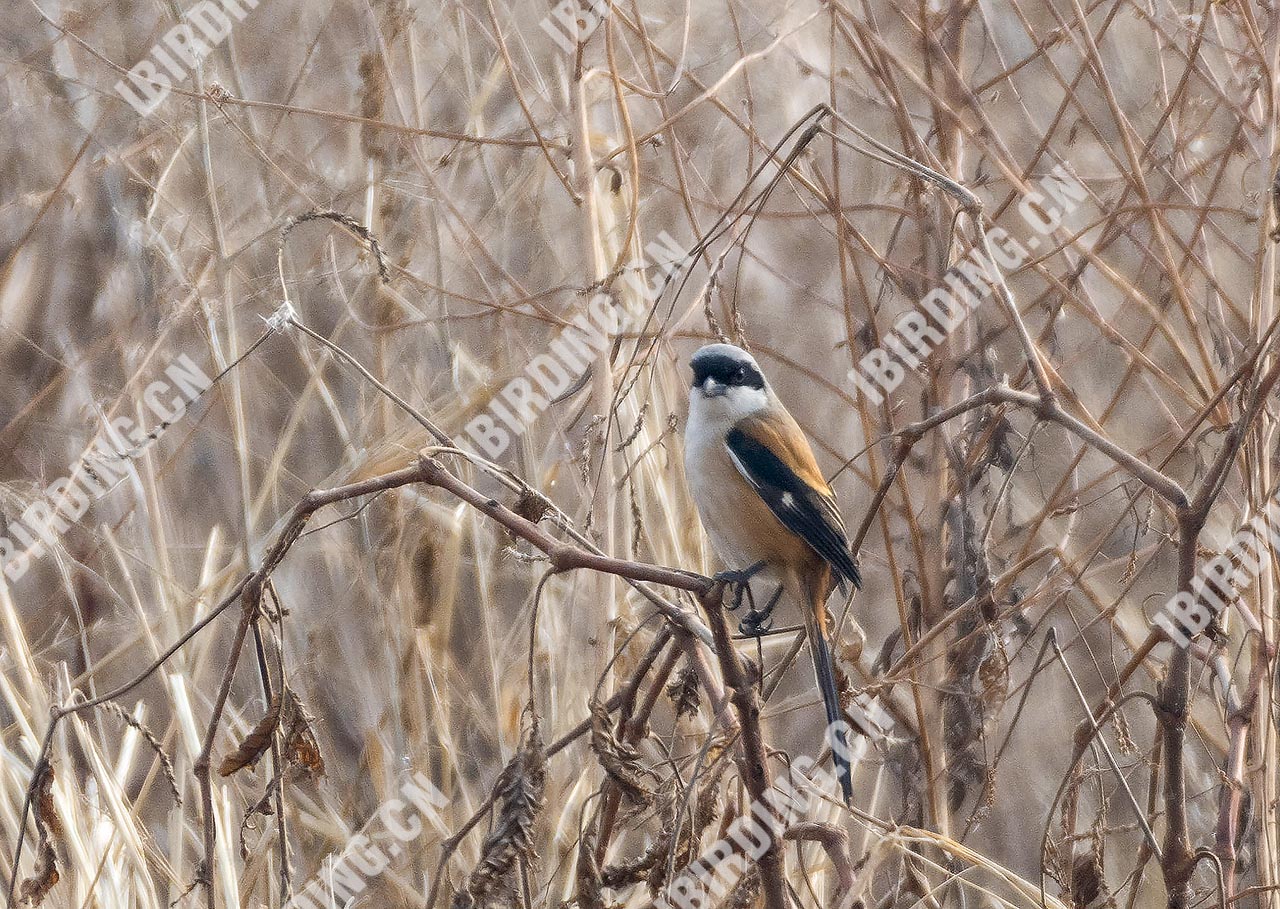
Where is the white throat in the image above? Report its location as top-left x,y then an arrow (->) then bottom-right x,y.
686,383 -> 770,447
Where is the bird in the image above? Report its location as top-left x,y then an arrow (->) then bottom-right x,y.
683,342 -> 862,802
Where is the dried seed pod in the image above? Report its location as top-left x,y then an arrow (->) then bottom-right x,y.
452,725 -> 546,909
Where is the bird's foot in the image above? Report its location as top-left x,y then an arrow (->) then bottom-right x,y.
713,561 -> 767,586
738,610 -> 774,637
715,562 -> 766,613
738,584 -> 784,637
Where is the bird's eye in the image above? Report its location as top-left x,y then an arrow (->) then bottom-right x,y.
734,367 -> 747,383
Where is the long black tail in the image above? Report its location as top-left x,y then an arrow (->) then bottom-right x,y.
805,607 -> 853,802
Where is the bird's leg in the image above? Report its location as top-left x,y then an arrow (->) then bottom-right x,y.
713,560 -> 767,586
714,560 -> 766,612
739,583 -> 784,637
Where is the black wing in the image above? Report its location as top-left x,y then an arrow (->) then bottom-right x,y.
725,427 -> 862,589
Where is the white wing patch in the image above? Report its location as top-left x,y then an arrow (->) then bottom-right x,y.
727,441 -> 804,522
723,430 -> 862,588
725,444 -> 755,491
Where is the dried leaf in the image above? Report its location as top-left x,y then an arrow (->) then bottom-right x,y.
282,690 -> 325,780
601,836 -> 665,890
19,763 -> 61,907
452,725 -> 545,909
18,840 -> 58,907
978,637 -> 1009,708
589,698 -> 652,808
219,693 -> 282,777
665,665 -> 700,719
287,729 -> 325,778
33,763 -> 60,839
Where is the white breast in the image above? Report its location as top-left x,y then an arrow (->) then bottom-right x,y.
684,384 -> 781,579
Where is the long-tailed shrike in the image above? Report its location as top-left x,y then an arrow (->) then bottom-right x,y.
684,343 -> 861,801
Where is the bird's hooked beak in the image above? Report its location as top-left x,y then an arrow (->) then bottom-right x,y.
700,377 -> 728,398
